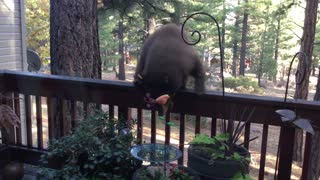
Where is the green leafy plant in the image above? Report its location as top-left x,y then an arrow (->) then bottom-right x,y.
190,134 -> 251,163
232,171 -> 253,180
38,110 -> 140,179
136,164 -> 196,180
190,134 -> 216,145
189,106 -> 257,178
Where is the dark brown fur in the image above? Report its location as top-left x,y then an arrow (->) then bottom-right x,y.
134,23 -> 205,98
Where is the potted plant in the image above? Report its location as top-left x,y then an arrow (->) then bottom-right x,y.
133,163 -> 200,180
38,110 -> 141,179
0,95 -> 24,180
188,107 -> 256,180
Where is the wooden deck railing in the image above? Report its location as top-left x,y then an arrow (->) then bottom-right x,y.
0,70 -> 319,180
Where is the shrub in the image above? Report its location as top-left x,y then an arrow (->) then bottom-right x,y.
38,110 -> 140,179
224,76 -> 262,93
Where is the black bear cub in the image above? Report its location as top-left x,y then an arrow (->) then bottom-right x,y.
134,23 -> 205,100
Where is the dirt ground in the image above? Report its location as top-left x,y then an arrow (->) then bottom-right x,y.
102,64 -> 318,180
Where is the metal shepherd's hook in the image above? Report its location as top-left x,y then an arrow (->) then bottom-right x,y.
284,51 -> 308,103
181,12 -> 225,97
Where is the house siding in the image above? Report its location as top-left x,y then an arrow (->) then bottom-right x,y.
0,0 -> 28,146
0,0 -> 26,71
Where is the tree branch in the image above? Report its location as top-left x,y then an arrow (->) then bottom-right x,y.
289,20 -> 303,29
286,28 -> 302,40
141,0 -> 173,16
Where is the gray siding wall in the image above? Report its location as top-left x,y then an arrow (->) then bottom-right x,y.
0,0 -> 27,145
0,0 -> 27,71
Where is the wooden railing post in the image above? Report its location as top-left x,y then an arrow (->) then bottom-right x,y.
277,126 -> 295,180
301,133 -> 312,180
137,108 -> 143,144
47,97 -> 64,139
14,93 -> 22,145
25,95 -> 32,147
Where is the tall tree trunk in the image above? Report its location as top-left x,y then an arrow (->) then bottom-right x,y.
143,11 -> 149,40
118,19 -> 126,80
315,69 -> 320,101
221,0 -> 226,66
172,1 -> 181,24
239,0 -> 249,76
50,0 -> 101,78
148,16 -> 156,34
125,45 -> 130,66
274,17 -> 281,82
257,12 -> 269,87
312,60 -> 316,76
50,0 -> 101,137
293,0 -> 319,162
274,18 -> 280,63
308,68 -> 320,180
232,1 -> 240,76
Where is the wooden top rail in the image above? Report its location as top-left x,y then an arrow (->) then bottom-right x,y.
1,70 -> 319,127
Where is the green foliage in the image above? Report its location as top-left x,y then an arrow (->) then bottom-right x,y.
191,134 -> 250,163
224,76 -> 262,93
25,0 -> 50,65
189,106 -> 256,176
137,164 -> 196,180
38,110 -> 140,179
190,134 -> 216,145
312,19 -> 320,69
26,0 -> 305,83
98,11 -> 120,71
232,172 -> 253,180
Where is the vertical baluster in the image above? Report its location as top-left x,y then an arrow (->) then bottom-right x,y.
165,111 -> 171,145
195,115 -> 201,134
70,101 -> 76,129
4,92 -> 15,144
211,117 -> 217,137
96,103 -> 102,110
277,126 -> 295,179
14,93 -> 21,145
301,133 -> 312,180
24,95 -> 32,147
0,93 -> 3,104
259,123 -> 269,180
118,106 -> 129,122
5,92 -> 13,107
47,98 -> 63,138
178,113 -> 185,165
36,96 -> 43,149
83,101 -> 89,119
244,123 -> 251,149
118,106 -> 133,131
60,99 -> 66,136
137,108 -> 143,144
47,97 -> 54,140
151,110 -> 156,144
109,105 -> 114,119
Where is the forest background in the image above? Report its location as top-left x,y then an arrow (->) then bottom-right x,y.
25,0 -> 320,98
24,0 -> 320,179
